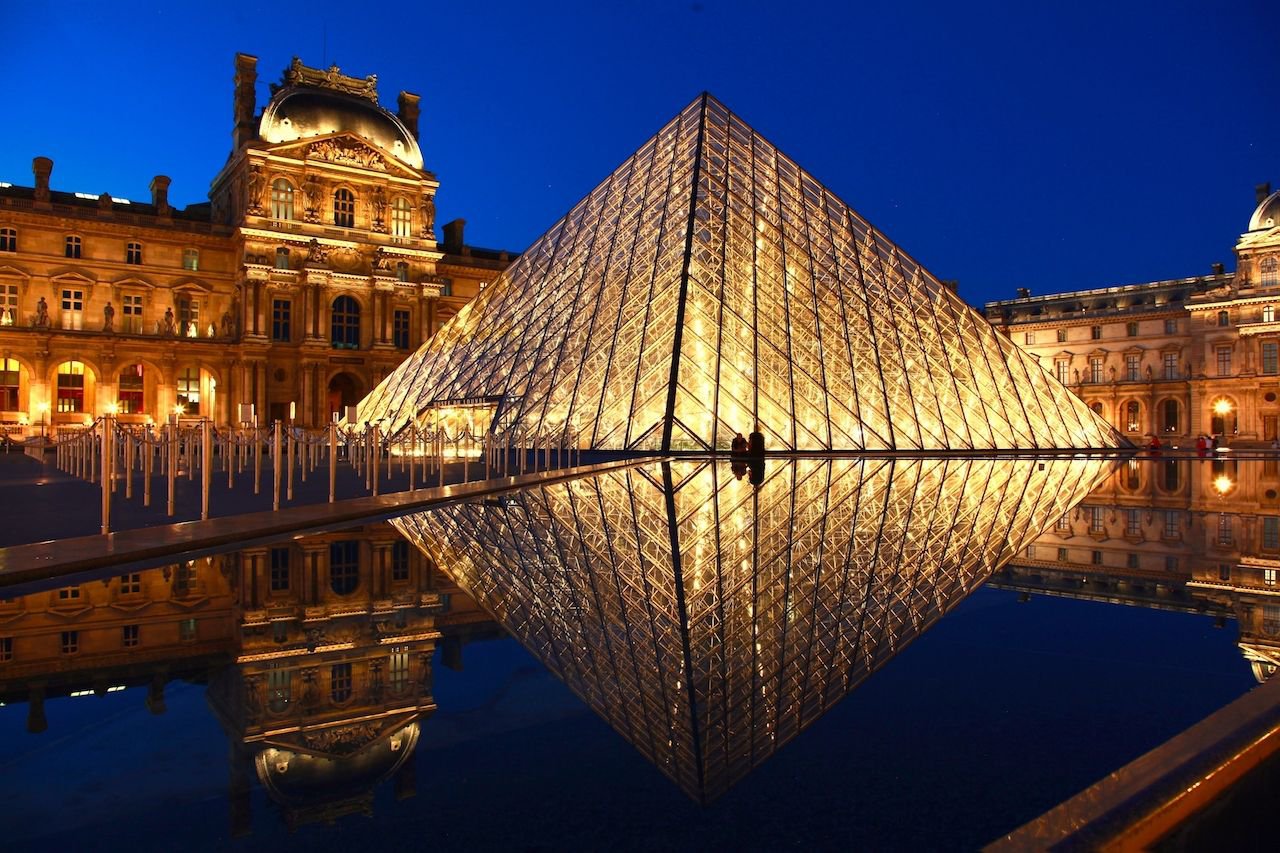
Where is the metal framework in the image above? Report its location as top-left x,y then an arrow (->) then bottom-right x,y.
358,94 -> 1125,451
392,456 -> 1113,801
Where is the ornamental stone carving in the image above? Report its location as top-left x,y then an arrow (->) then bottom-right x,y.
283,57 -> 378,102
307,138 -> 386,171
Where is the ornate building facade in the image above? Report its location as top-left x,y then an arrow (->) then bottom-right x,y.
0,54 -> 514,435
985,184 -> 1280,444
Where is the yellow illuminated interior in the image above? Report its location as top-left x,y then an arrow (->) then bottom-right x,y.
356,95 -> 1124,452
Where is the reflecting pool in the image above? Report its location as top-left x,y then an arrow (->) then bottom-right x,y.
0,457 -> 1267,850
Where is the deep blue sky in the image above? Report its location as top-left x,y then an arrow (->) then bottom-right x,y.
3,1 -> 1276,308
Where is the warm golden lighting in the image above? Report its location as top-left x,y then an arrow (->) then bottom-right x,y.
354,95 -> 1124,453
392,456 -> 1113,801
1213,399 -> 1234,417
105,403 -> 119,415
1214,475 -> 1235,495
36,401 -> 50,414
173,404 -> 186,416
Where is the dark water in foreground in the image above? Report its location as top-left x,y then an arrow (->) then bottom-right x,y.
0,456 -> 1267,850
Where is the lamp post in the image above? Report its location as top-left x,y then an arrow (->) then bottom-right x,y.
37,401 -> 50,441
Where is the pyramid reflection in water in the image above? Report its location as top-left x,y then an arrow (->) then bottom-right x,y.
392,457 -> 1113,802
357,95 -> 1123,451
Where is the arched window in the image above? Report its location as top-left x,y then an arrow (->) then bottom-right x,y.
270,179 -> 294,220
56,361 -> 86,413
0,358 -> 19,410
390,197 -> 413,237
1124,401 -> 1140,432
1161,399 -> 1180,433
118,363 -> 144,413
333,188 -> 355,228
1262,257 -> 1279,288
331,295 -> 360,349
330,541 -> 359,595
1218,310 -> 1230,327
176,367 -> 200,416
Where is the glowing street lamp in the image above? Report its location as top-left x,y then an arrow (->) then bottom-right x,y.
1213,475 -> 1235,495
36,401 -> 50,439
1212,399 -> 1234,417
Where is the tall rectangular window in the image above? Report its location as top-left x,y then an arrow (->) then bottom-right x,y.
177,296 -> 199,337
1265,517 -> 1280,551
271,299 -> 291,343
1126,321 -> 1138,337
0,228 -> 15,252
126,242 -> 142,265
1163,352 -> 1179,379
118,363 -> 144,413
268,664 -> 291,712
391,540 -> 410,581
1126,509 -> 1141,536
182,248 -> 199,271
0,283 -> 17,327
176,367 -> 200,416
122,625 -> 139,648
61,631 -> 78,654
122,294 -> 143,334
179,618 -> 197,642
56,361 -> 85,412
1089,357 -> 1103,384
1089,506 -> 1105,533
1056,328 -> 1067,343
1218,514 -> 1233,546
1024,331 -> 1034,345
330,663 -> 353,703
1216,346 -> 1232,377
1125,354 -> 1140,381
60,289 -> 84,330
1263,342 -> 1279,376
0,636 -> 11,661
1055,361 -> 1070,384
1091,325 -> 1102,340
1164,318 -> 1177,334
393,309 -> 411,350
388,647 -> 410,692
0,358 -> 19,410
65,235 -> 81,259
1164,511 -> 1180,539
1266,569 -> 1278,587
391,197 -> 413,237
270,547 -> 290,592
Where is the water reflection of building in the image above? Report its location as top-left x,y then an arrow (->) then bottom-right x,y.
0,523 -> 499,832
985,184 -> 1280,444
993,457 -> 1280,681
393,457 -> 1112,802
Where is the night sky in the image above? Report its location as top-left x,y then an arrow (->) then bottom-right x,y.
3,1 -> 1276,308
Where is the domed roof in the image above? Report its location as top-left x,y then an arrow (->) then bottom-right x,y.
259,87 -> 424,171
1249,190 -> 1280,232
254,720 -> 420,805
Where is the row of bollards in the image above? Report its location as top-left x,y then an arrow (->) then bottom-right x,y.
49,420 -> 583,534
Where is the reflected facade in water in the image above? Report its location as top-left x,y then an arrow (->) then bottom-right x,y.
995,455 -> 1280,682
392,456 -> 1113,801
0,523 -> 498,834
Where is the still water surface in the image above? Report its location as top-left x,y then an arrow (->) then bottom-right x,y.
0,456 -> 1265,850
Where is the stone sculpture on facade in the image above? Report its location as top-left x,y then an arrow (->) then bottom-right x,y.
33,297 -> 49,329
102,301 -> 115,333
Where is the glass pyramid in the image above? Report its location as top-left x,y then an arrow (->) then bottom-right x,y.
391,456 -> 1114,801
358,94 -> 1125,451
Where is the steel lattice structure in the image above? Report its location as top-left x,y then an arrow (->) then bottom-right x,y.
391,457 -> 1113,801
357,94 -> 1125,451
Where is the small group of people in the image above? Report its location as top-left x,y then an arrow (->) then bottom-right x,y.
729,428 -> 766,484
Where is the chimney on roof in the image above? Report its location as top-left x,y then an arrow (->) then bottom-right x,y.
1211,262 -> 1225,276
1257,182 -> 1273,205
397,92 -> 421,139
1016,287 -> 1031,299
150,175 -> 172,218
442,218 -> 465,254
32,157 -> 52,204
233,53 -> 259,150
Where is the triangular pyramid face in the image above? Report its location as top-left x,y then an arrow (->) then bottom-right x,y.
390,456 -> 1116,801
357,95 -> 1126,451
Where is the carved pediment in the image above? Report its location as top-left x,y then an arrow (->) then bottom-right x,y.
265,133 -> 421,178
50,268 -> 97,286
112,274 -> 156,290
0,263 -> 31,283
